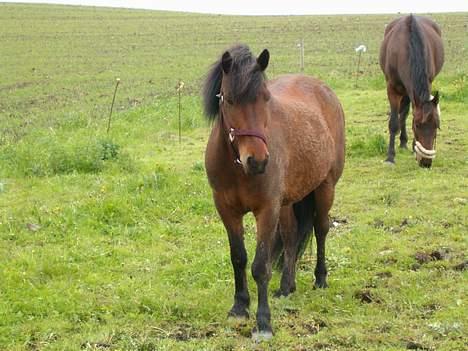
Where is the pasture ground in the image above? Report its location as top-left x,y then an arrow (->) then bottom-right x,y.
0,4 -> 467,350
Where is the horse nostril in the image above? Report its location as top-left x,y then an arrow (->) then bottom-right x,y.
246,155 -> 269,175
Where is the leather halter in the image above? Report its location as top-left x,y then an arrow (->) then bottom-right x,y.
217,92 -> 267,165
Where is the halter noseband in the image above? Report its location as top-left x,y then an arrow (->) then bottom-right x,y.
217,92 -> 267,165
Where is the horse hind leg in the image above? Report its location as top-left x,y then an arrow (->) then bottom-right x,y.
313,179 -> 335,289
399,95 -> 410,149
273,205 -> 299,297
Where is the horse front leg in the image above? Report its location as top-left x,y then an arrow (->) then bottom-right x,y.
251,204 -> 280,341
399,95 -> 410,149
385,85 -> 401,164
214,194 -> 250,319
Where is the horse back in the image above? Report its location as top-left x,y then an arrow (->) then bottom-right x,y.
380,15 -> 444,88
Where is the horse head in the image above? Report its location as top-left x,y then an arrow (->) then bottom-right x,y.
218,47 -> 271,175
412,91 -> 440,168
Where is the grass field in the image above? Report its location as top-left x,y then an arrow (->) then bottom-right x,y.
0,3 -> 467,350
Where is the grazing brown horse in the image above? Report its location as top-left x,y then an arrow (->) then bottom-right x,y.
380,15 -> 444,167
202,44 -> 345,340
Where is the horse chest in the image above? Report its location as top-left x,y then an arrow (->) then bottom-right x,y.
210,172 -> 276,212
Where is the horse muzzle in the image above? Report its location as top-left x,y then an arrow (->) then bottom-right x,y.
414,141 -> 436,168
245,155 -> 269,175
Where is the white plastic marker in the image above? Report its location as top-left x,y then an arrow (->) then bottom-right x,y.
354,45 -> 367,87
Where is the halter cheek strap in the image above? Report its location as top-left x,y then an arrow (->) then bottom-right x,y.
217,92 -> 268,165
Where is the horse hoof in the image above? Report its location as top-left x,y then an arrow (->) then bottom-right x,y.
227,314 -> 249,324
252,328 -> 273,342
273,289 -> 289,298
227,308 -> 249,320
384,160 -> 395,166
314,281 -> 328,289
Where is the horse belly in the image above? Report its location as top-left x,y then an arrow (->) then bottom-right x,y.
282,131 -> 334,205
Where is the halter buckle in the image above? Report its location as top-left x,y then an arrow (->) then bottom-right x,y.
229,128 -> 235,142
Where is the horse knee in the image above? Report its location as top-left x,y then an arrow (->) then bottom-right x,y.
251,250 -> 271,282
314,216 -> 330,238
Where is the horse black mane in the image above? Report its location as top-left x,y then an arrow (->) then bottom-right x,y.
202,44 -> 266,120
408,15 -> 430,102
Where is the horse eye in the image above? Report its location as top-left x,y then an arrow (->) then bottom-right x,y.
226,98 -> 234,105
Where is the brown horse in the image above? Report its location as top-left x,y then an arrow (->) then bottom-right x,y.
380,15 -> 444,167
202,44 -> 345,340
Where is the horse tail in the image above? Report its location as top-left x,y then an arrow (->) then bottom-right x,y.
408,14 -> 429,102
273,191 -> 315,270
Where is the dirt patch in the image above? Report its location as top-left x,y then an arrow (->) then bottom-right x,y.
406,341 -> 433,350
371,217 -> 412,234
311,342 -> 333,350
375,271 -> 392,279
414,249 -> 449,264
331,216 -> 348,228
372,218 -> 384,228
0,81 -> 34,92
284,306 -> 300,315
151,323 -> 218,341
420,303 -> 441,319
81,342 -> 111,350
453,260 -> 468,271
354,289 -> 381,304
281,311 -> 327,339
286,318 -> 327,337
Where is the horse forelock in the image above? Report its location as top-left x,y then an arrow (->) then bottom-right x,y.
421,100 -> 440,126
227,45 -> 265,104
202,44 -> 265,121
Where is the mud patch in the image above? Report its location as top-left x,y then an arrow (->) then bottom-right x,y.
414,249 -> 449,265
354,289 -> 381,304
280,310 -> 327,339
453,260 -> 467,271
331,216 -> 348,228
371,217 -> 411,232
420,303 -> 441,319
0,81 -> 34,92
151,323 -> 218,341
406,341 -> 433,350
81,342 -> 111,350
375,271 -> 392,279
311,342 -> 333,350
285,318 -> 327,337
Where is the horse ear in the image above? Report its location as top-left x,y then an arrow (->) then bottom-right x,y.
431,91 -> 439,105
221,51 -> 232,74
257,49 -> 270,71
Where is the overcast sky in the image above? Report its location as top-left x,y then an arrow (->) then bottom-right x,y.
3,0 -> 468,15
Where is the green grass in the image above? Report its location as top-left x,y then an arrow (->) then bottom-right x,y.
0,4 -> 467,350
